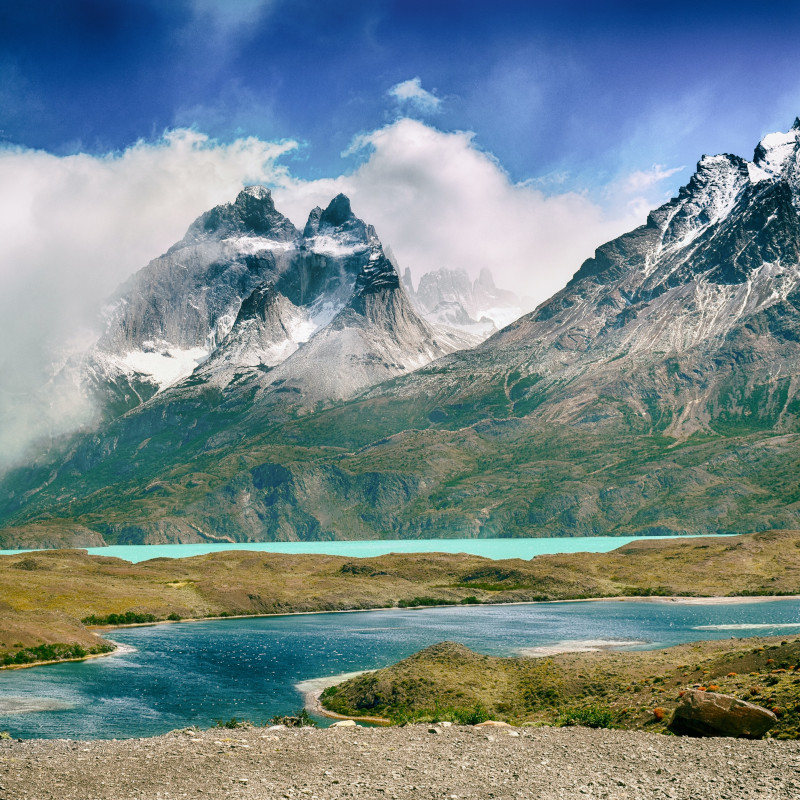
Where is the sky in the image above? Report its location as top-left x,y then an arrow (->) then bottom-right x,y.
2,0 -> 800,463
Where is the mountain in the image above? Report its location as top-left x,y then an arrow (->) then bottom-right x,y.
65,188 -> 471,416
4,119 -> 800,546
402,267 -> 532,338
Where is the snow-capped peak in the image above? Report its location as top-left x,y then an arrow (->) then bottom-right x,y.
751,122 -> 800,181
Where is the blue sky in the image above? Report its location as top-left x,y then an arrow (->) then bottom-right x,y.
3,0 -> 800,193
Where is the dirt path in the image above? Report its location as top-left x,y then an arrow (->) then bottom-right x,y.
2,724 -> 800,799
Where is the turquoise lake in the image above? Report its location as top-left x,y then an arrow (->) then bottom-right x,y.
2,597 -> 800,740
1,534 -> 726,562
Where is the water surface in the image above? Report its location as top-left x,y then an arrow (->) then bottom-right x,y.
1,534 -> 727,563
1,596 -> 797,740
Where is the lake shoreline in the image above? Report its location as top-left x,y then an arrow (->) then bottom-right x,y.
86,592 -> 800,632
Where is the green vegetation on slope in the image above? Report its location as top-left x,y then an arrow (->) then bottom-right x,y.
6,370 -> 800,547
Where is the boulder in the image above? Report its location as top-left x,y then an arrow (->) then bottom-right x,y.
330,719 -> 357,728
474,720 -> 513,729
668,690 -> 777,738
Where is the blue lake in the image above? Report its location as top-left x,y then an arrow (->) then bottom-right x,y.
1,597 -> 799,740
1,534 -> 727,563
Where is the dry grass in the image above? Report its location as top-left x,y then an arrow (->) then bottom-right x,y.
2,529 -> 800,663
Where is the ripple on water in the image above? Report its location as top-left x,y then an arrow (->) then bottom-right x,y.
0,697 -> 75,715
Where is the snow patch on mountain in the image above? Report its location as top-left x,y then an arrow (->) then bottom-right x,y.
221,236 -> 297,255
121,345 -> 210,390
306,235 -> 368,257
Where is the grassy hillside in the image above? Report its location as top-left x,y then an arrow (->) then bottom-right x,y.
0,606 -> 114,667
321,636 -> 800,738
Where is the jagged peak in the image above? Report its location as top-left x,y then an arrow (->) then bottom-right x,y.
235,281 -> 279,323
238,185 -> 272,202
186,186 -> 299,243
319,194 -> 355,227
302,206 -> 323,238
353,248 -> 400,298
752,121 -> 800,178
302,193 -> 370,248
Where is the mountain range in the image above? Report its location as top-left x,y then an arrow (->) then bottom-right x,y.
3,119 -> 800,548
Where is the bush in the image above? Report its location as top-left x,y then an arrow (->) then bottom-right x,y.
452,702 -> 490,725
0,641 -> 111,667
388,701 -> 490,726
269,709 -> 317,728
460,596 -> 481,605
213,717 -> 251,729
556,706 -> 614,729
82,611 -> 158,626
397,597 -> 457,608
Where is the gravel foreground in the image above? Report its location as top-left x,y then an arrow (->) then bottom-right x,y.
2,726 -> 800,800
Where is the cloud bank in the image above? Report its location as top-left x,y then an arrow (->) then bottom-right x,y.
0,130 -> 294,467
273,118 -> 656,303
0,119 -> 680,468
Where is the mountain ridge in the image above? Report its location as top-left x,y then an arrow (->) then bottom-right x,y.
4,120 -> 800,547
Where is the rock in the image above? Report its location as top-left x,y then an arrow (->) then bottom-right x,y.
474,721 -> 513,729
668,690 -> 777,738
330,720 -> 357,728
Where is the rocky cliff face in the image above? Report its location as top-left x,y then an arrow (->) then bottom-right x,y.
379,119 -> 800,438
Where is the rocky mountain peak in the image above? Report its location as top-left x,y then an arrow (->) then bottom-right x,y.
187,185 -> 300,242
752,124 -> 800,180
235,281 -> 280,324
477,268 -> 496,290
352,248 -> 401,300
319,194 -> 355,227
303,193 -> 369,246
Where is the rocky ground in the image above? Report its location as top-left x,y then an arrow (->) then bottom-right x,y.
2,724 -> 800,800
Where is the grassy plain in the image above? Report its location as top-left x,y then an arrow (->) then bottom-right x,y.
2,529 -> 800,666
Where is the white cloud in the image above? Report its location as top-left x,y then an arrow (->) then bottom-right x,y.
189,0 -> 275,32
616,163 -> 685,194
387,78 -> 442,113
273,118 -> 647,305
0,129 -> 295,467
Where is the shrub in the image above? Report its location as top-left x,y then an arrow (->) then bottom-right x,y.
460,596 -> 481,605
452,702 -> 490,725
0,731 -> 11,740
397,597 -> 457,608
652,707 -> 666,721
213,717 -> 251,729
82,611 -> 157,626
269,709 -> 317,728
556,706 -> 614,729
388,702 -> 489,726
0,642 -> 109,667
